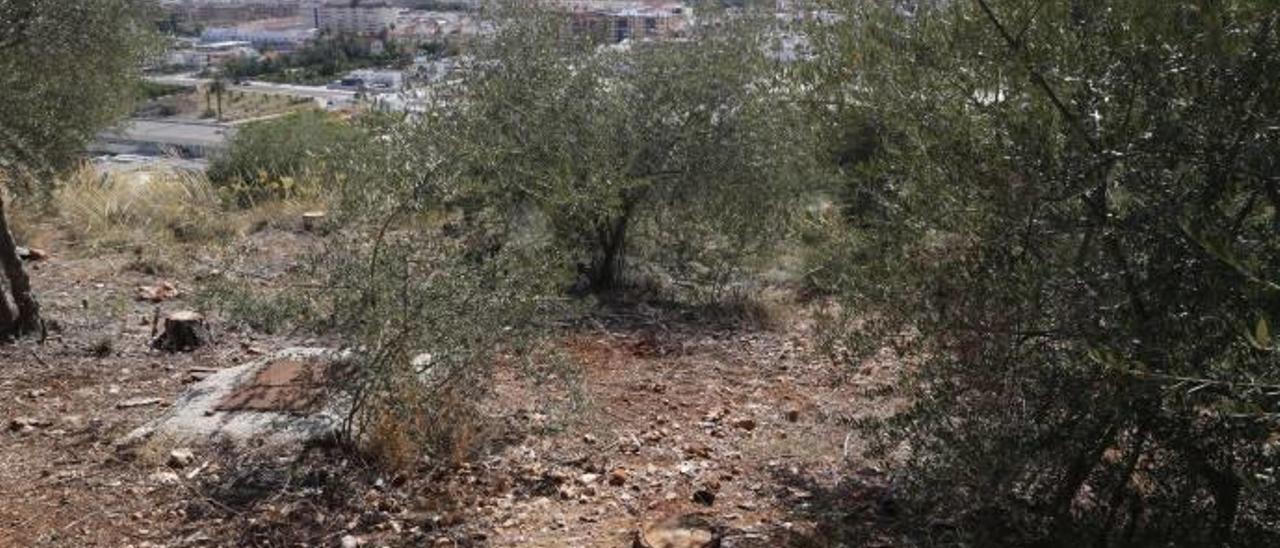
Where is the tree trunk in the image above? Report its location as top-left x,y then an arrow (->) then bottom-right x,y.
0,193 -> 40,338
0,283 -> 16,335
1050,422 -> 1118,537
590,213 -> 629,293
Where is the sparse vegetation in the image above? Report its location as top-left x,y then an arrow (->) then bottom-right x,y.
2,1 -> 1278,546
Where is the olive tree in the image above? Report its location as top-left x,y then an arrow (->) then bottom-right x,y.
267,6 -> 818,464
813,0 -> 1280,544
458,6 -> 817,294
0,0 -> 158,338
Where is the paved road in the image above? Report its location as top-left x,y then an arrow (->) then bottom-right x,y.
147,73 -> 357,104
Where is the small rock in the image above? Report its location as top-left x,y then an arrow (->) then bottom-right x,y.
340,534 -> 360,548
683,444 -> 712,459
8,417 -> 38,432
135,281 -> 180,303
784,409 -> 800,422
692,489 -> 716,506
16,247 -> 48,262
732,418 -> 756,431
579,473 -> 600,485
117,397 -> 163,409
702,408 -> 727,423
636,514 -> 720,548
149,470 -> 181,485
168,448 -> 195,468
607,468 -> 628,486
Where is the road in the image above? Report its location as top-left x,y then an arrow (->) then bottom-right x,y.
146,73 -> 357,104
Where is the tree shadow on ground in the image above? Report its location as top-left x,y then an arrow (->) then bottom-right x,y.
767,465 -> 939,548
179,417 -> 532,546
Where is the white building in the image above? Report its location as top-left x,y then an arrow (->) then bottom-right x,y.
311,2 -> 399,36
202,26 -> 317,48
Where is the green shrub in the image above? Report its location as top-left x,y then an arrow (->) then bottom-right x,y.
208,111 -> 362,207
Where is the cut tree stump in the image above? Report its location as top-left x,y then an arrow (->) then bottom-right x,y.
151,311 -> 210,352
301,211 -> 327,232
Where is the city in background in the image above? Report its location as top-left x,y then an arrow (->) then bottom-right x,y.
97,0 -> 708,173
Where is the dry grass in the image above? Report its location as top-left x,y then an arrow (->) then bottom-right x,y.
45,165 -> 329,275
54,166 -> 235,251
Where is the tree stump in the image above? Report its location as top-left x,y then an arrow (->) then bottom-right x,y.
151,311 -> 210,352
301,211 -> 327,232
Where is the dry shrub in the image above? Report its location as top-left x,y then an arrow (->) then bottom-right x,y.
693,286 -> 793,331
362,385 -> 485,472
54,166 -> 236,252
365,404 -> 424,473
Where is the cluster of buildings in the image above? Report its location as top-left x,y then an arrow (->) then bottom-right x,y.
160,1 -> 467,73
162,1 -> 475,59
165,38 -> 261,69
200,16 -> 319,49
163,0 -> 693,52
157,1 -> 698,95
558,1 -> 691,43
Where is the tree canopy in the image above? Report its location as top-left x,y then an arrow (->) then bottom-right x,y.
0,0 -> 159,179
454,7 -> 817,293
814,0 -> 1280,544
0,0 -> 158,339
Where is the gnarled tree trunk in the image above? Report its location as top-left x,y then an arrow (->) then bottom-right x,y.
0,282 -> 16,334
0,192 -> 41,339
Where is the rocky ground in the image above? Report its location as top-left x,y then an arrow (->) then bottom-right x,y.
0,227 -> 902,547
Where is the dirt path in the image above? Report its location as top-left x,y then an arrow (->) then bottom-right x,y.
1,236 -> 895,547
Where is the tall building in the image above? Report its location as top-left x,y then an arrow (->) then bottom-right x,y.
311,1 -> 400,36
562,1 -> 691,43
